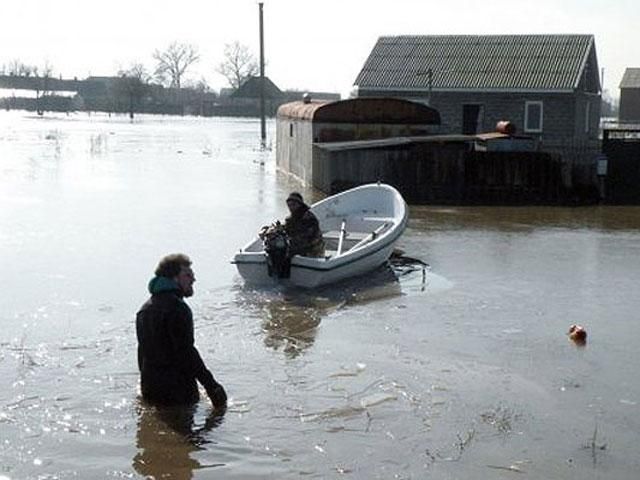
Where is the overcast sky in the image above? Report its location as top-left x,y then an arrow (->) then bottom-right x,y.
1,0 -> 636,97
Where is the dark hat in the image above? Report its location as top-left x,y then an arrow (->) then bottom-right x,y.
286,192 -> 304,204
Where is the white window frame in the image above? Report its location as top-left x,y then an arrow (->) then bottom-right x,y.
524,101 -> 543,133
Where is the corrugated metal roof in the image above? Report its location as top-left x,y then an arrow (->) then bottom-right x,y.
355,34 -> 595,92
620,68 -> 640,89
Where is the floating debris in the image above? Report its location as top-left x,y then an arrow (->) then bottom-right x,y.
329,363 -> 367,378
359,393 -> 397,408
568,324 -> 587,346
486,464 -> 524,473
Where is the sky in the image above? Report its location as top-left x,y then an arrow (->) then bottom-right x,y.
0,0 -> 637,98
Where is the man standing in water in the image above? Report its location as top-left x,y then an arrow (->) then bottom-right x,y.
136,253 -> 227,409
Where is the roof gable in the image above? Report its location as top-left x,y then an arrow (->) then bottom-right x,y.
620,68 -> 640,89
232,76 -> 283,98
355,34 -> 597,92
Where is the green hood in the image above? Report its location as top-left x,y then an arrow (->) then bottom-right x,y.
148,276 -> 180,295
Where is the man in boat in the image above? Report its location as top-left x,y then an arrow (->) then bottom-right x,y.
136,253 -> 227,409
284,192 -> 325,257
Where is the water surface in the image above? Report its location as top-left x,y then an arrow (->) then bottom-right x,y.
1,112 -> 639,479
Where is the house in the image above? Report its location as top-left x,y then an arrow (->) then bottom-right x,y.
354,34 -> 602,185
231,76 -> 283,100
214,76 -> 283,116
619,68 -> 640,122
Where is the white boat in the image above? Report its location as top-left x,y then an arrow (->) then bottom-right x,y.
233,183 -> 408,288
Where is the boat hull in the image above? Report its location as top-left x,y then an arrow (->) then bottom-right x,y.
235,236 -> 399,288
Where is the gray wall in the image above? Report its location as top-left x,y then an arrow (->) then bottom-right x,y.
369,91 -> 600,146
359,88 -> 600,186
276,117 -> 315,184
619,88 -> 640,122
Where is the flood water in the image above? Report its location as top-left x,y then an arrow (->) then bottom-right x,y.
1,111 -> 639,479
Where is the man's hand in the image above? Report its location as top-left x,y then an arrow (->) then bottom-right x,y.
207,382 -> 227,409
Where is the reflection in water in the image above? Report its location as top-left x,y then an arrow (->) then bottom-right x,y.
133,402 -> 225,479
261,299 -> 323,358
410,205 -> 640,232
237,264 -> 404,358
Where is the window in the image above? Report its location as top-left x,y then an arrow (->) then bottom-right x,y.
524,101 -> 543,133
289,123 -> 294,137
585,101 -> 590,133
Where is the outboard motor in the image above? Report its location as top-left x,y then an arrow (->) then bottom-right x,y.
260,222 -> 291,278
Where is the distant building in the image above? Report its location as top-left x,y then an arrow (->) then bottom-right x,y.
282,90 -> 341,103
354,34 -> 602,185
232,76 -> 284,99
215,76 -> 340,117
619,68 -> 640,122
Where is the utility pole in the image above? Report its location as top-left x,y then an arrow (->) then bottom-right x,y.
259,2 -> 266,147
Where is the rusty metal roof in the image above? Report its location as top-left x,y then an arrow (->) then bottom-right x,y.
355,34 -> 599,93
620,68 -> 640,89
277,100 -> 331,120
277,97 -> 440,124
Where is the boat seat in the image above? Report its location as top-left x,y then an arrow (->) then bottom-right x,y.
362,216 -> 395,223
323,230 -> 370,241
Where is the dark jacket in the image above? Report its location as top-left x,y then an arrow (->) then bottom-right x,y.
136,277 -> 219,406
284,204 -> 325,257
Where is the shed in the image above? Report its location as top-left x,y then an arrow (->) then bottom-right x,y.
354,34 -> 602,185
276,97 -> 440,184
312,135 -> 564,204
619,68 -> 640,122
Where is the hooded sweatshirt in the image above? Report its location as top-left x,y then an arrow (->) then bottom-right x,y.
136,276 -> 218,405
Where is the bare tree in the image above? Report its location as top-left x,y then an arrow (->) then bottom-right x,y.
183,76 -> 212,93
216,41 -> 259,90
601,89 -> 619,119
153,41 -> 200,89
118,62 -> 151,84
115,63 -> 153,119
37,60 -> 56,99
41,60 -> 54,77
7,59 -> 36,76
